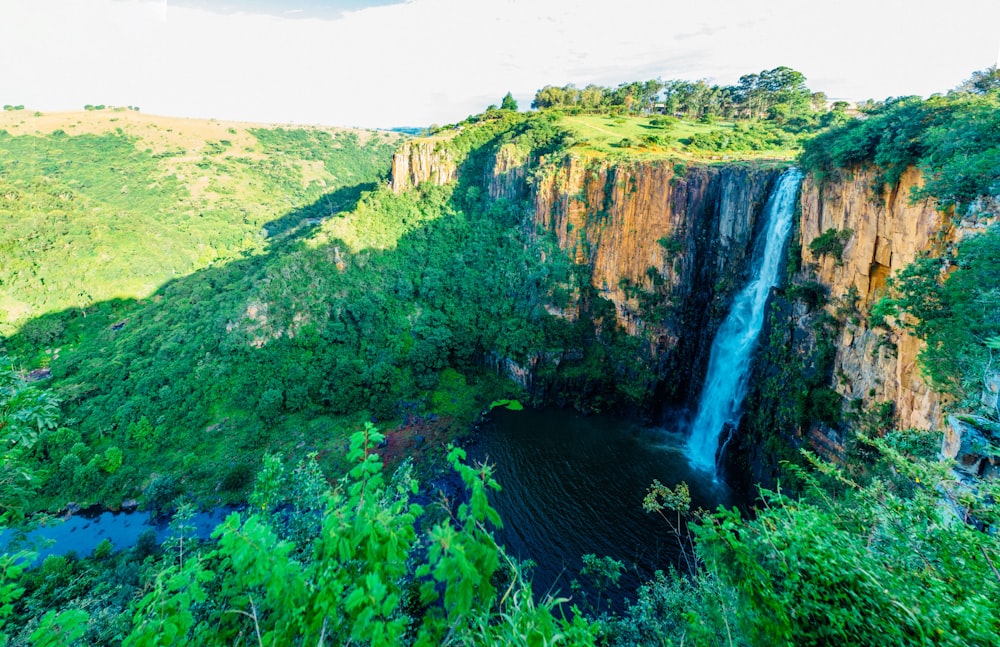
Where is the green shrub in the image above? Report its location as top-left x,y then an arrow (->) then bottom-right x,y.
808,228 -> 852,263
786,280 -> 829,309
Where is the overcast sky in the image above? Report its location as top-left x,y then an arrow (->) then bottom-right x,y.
1,0 -> 998,129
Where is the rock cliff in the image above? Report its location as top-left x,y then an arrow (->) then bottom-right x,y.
390,140 -> 457,193
534,157 -> 776,355
520,155 -> 783,407
390,132 -> 1000,490
389,137 -> 783,408
800,167 -> 950,432
800,168 -> 996,431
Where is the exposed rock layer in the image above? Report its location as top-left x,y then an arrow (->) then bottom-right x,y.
800,167 -> 948,432
390,140 -> 456,193
529,157 -> 779,404
389,140 -> 782,406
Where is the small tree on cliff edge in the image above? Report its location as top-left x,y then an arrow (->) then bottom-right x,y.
501,91 -> 518,111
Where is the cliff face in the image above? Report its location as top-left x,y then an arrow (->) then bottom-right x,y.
529,157 -> 779,405
534,159 -> 772,324
389,132 -> 999,485
800,167 -> 949,432
390,140 -> 457,193
379,138 -> 785,406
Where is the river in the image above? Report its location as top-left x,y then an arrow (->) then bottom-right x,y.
0,507 -> 235,565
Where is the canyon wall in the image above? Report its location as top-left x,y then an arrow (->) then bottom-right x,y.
532,159 -> 774,334
800,167 -> 949,432
528,157 -> 780,405
389,138 -> 782,407
801,168 -> 996,430
390,135 -> 998,487
390,140 -> 457,193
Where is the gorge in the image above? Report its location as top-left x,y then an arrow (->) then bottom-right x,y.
3,82 -> 999,644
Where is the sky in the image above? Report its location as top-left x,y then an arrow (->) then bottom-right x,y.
1,0 -> 999,129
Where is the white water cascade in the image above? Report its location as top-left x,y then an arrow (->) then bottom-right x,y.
686,168 -> 803,472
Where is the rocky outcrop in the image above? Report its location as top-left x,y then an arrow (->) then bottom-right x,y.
532,157 -> 780,404
944,415 -> 1000,480
390,140 -> 457,193
800,167 -> 950,432
383,137 -> 784,407
800,166 -> 997,451
487,143 -> 530,202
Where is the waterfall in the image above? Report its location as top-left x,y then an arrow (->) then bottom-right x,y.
686,168 -> 803,472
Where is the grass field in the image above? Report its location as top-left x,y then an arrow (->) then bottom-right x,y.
557,113 -> 800,161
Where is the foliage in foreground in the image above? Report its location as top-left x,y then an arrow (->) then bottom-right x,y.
705,443 -> 1000,646
3,425 -> 599,646
620,430 -> 1000,647
5,355 -> 1000,646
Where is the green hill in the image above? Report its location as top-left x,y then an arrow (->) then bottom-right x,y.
0,110 -> 400,336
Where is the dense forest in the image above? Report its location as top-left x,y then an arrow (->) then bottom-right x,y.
2,65 -> 1000,644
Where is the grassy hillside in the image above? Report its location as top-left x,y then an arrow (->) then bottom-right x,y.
0,110 -> 401,336
557,113 -> 801,160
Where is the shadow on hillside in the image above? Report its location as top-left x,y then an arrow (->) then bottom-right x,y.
261,182 -> 376,241
2,124 -> 605,514
8,182 -> 373,353
4,179 -> 427,504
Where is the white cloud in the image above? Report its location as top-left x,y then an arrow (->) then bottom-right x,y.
1,0 -> 998,127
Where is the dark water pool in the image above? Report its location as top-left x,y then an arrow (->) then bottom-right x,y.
466,407 -> 733,608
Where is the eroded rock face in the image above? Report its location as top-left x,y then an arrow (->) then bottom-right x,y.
534,159 -> 775,336
388,136 -> 783,407
390,140 -> 457,193
944,415 -> 999,480
800,167 -> 950,432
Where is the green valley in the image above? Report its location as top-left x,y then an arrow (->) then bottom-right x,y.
2,61 -> 999,645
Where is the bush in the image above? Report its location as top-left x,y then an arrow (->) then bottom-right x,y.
808,228 -> 852,263
647,116 -> 677,129
786,280 -> 829,309
144,474 -> 181,518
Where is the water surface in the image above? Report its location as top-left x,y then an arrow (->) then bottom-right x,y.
1,507 -> 234,565
468,407 -> 732,607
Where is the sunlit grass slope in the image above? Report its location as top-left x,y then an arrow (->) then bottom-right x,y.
0,109 -> 401,334
556,113 -> 801,161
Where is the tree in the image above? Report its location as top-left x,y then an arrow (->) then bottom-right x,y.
500,91 -> 518,111
956,65 -> 1000,95
1,357 -> 60,520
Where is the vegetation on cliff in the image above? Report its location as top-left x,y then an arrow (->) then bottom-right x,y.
799,68 -> 1000,412
800,71 -> 1000,207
